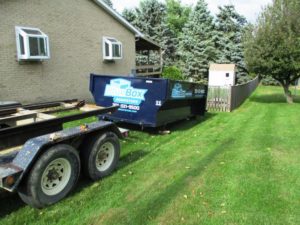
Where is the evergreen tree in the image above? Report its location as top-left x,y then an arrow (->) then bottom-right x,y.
133,0 -> 166,42
162,23 -> 179,65
102,0 -> 113,8
166,0 -> 191,36
215,5 -> 248,82
122,8 -> 137,24
179,0 -> 218,82
122,0 -> 178,66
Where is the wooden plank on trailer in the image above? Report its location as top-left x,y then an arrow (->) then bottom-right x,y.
0,145 -> 22,156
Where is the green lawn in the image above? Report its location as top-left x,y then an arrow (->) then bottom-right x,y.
1,86 -> 300,225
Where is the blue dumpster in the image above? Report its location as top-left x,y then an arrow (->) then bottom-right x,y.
90,74 -> 207,127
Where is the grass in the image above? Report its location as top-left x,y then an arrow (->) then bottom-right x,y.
1,86 -> 300,225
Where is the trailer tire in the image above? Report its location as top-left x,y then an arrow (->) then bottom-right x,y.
81,132 -> 120,181
18,144 -> 80,208
18,187 -> 35,206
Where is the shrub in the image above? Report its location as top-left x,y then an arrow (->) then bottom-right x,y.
261,77 -> 280,86
237,75 -> 253,84
162,66 -> 184,80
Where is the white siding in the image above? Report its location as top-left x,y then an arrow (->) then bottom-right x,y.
208,70 -> 235,86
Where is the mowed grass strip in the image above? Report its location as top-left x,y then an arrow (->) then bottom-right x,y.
0,86 -> 300,225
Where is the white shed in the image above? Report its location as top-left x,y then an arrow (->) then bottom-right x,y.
208,64 -> 236,86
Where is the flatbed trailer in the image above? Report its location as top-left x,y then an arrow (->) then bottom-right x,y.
0,100 -> 124,208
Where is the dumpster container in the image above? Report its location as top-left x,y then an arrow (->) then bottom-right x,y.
90,74 -> 207,128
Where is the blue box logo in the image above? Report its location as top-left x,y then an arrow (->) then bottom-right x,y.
104,79 -> 148,106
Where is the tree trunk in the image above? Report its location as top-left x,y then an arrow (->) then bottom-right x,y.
283,85 -> 293,103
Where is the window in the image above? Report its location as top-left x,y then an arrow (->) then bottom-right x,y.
226,73 -> 230,78
103,37 -> 122,60
15,26 -> 50,61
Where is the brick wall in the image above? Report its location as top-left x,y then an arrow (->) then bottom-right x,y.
0,0 -> 136,103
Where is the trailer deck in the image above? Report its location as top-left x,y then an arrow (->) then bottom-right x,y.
0,100 -> 124,208
0,100 -> 117,151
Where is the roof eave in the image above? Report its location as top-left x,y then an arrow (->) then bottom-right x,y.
93,0 -> 144,37
136,36 -> 162,51
209,64 -> 236,71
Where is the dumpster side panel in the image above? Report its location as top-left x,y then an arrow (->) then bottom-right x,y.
90,75 -> 208,127
167,80 -> 207,100
155,80 -> 207,126
90,74 -> 168,127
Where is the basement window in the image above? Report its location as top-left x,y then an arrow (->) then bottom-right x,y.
103,37 -> 122,60
15,26 -> 50,61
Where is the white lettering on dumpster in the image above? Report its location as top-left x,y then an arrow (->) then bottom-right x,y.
104,79 -> 148,112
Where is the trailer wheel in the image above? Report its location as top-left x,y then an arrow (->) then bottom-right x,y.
18,187 -> 35,206
81,132 -> 120,181
18,144 -> 80,208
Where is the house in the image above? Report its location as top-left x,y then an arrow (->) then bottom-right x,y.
0,0 -> 160,103
208,64 -> 236,86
